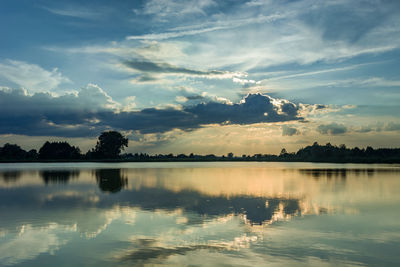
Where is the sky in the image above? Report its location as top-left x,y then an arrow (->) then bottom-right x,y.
1,0 -> 400,155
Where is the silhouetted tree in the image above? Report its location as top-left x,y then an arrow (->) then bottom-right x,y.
27,149 -> 38,159
93,131 -> 128,159
0,143 -> 27,160
38,141 -> 81,159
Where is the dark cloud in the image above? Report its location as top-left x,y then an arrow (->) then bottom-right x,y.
385,122 -> 400,131
317,123 -> 347,135
0,87 -> 302,137
356,126 -> 375,133
105,94 -> 303,134
124,59 -> 236,77
315,104 -> 326,110
0,85 -> 113,137
282,125 -> 299,136
355,123 -> 384,133
186,94 -> 205,100
135,75 -> 158,82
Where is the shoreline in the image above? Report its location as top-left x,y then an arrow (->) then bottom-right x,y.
1,159 -> 400,164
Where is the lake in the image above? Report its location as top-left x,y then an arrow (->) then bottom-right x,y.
0,162 -> 400,266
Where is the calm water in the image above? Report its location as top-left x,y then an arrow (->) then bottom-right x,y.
0,162 -> 400,266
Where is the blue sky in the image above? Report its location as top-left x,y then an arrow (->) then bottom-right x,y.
1,0 -> 400,154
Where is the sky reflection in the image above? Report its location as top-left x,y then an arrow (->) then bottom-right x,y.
0,163 -> 399,266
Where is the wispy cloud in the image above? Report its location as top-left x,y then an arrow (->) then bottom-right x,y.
126,13 -> 285,40
126,26 -> 228,41
123,59 -> 245,80
138,0 -> 217,19
260,64 -> 370,82
42,6 -> 101,19
0,60 -> 70,92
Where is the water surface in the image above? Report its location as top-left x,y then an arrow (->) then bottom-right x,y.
1,162 -> 399,266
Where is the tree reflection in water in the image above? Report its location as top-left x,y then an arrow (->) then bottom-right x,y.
95,169 -> 128,193
40,170 -> 80,184
0,170 -> 22,183
103,185 -> 302,225
298,168 -> 400,180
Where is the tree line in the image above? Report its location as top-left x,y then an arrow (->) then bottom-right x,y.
0,131 -> 128,161
1,132 -> 400,163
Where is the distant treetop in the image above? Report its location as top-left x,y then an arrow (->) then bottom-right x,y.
38,141 -> 81,160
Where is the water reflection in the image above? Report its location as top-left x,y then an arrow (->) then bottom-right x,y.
95,169 -> 128,193
0,163 -> 399,266
1,170 -> 21,183
298,168 -> 399,179
120,239 -> 224,264
40,170 -> 79,184
0,168 -> 304,226
115,187 -> 301,225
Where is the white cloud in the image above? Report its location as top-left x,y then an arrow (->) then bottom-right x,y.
0,60 -> 70,92
127,26 -> 228,41
233,77 -> 260,85
76,83 -> 121,111
126,13 -> 284,40
42,6 -> 101,19
138,0 -> 217,19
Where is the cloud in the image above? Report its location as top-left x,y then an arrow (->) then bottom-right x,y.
384,122 -> 400,132
0,60 -> 70,92
233,77 -> 260,86
42,6 -> 101,19
300,0 -> 397,43
123,59 -> 245,80
0,87 -> 304,137
282,126 -> 299,136
127,0 -> 400,71
130,75 -> 159,84
0,85 -> 118,137
126,26 -> 228,41
128,5 -> 285,40
317,123 -> 347,135
138,0 -> 217,19
176,88 -> 232,105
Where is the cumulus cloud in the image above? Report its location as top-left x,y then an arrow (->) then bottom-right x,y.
0,85 -> 118,137
175,88 -> 232,105
0,87 -> 304,137
317,123 -> 347,135
282,125 -> 299,136
0,60 -> 70,92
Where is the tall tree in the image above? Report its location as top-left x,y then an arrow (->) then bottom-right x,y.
94,131 -> 128,159
0,143 -> 27,160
